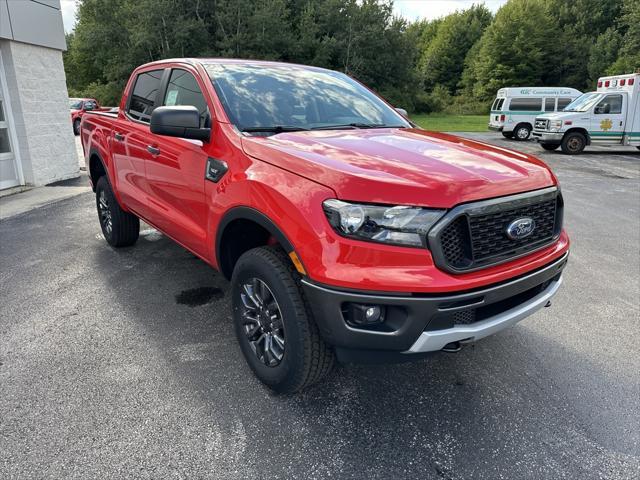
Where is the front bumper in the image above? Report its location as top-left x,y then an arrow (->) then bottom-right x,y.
302,252 -> 568,361
532,131 -> 564,142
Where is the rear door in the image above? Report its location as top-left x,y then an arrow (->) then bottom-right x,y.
112,68 -> 166,216
143,67 -> 210,256
590,93 -> 626,145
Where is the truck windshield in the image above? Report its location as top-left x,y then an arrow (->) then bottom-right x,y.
204,63 -> 410,134
562,93 -> 602,112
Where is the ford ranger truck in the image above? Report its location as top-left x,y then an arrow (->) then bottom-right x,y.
532,73 -> 640,154
81,59 -> 569,393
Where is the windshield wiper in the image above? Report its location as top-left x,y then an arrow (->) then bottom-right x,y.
240,125 -> 309,133
311,123 -> 405,130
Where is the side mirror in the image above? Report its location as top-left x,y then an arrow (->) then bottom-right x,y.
595,104 -> 610,114
150,106 -> 210,142
395,107 -> 409,118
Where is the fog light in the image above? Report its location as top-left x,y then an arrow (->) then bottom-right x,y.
344,303 -> 386,327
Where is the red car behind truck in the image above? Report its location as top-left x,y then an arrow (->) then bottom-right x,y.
70,98 -> 112,135
81,59 -> 569,393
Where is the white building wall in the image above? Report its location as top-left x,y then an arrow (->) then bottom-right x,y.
1,40 -> 77,186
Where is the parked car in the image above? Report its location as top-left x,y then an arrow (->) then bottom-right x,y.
488,87 -> 582,140
81,59 -> 569,393
69,98 -> 111,135
533,73 -> 640,153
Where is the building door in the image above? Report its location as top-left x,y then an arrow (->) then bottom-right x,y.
0,57 -> 21,190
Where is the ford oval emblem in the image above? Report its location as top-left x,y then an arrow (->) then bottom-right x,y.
506,217 -> 536,240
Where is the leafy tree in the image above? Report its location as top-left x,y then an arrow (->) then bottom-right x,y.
607,0 -> 640,74
417,5 -> 492,94
463,0 -> 563,101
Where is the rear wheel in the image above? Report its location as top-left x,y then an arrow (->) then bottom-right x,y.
541,143 -> 559,151
95,176 -> 139,247
513,124 -> 531,141
73,119 -> 81,135
231,246 -> 334,393
501,131 -> 514,139
561,132 -> 587,154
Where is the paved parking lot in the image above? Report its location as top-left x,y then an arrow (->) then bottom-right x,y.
1,134 -> 638,479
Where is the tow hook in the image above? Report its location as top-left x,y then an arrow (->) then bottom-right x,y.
442,341 -> 462,353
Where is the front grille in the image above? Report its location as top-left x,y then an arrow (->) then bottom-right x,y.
534,118 -> 548,130
430,188 -> 562,273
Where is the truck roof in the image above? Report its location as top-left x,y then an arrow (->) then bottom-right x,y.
496,87 -> 582,97
138,57 -> 331,72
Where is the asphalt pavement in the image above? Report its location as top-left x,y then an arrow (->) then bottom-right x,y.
1,134 -> 638,479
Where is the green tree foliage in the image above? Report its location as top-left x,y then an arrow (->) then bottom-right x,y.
417,5 -> 492,94
64,0 -> 636,112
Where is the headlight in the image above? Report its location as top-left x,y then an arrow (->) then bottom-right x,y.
549,120 -> 563,131
322,199 -> 445,248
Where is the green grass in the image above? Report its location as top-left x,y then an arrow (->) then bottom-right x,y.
410,114 -> 487,132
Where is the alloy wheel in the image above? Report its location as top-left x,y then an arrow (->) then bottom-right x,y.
239,278 -> 285,367
98,190 -> 113,235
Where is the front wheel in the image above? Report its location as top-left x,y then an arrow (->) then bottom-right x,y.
561,132 -> 587,154
95,176 -> 139,247
231,246 -> 335,393
513,124 -> 531,141
73,119 -> 81,135
541,143 -> 559,151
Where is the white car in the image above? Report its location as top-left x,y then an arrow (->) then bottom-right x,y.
488,87 -> 582,140
532,73 -> 640,154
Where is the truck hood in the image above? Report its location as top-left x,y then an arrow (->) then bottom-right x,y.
537,111 -> 584,121
241,128 -> 556,208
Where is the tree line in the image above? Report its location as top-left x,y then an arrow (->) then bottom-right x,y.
63,0 -> 639,113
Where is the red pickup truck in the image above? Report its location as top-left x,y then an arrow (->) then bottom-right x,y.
81,59 -> 569,393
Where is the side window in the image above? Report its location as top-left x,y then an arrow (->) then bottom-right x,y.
595,94 -> 623,114
128,69 -> 164,123
557,97 -> 573,111
164,69 -> 209,127
544,98 -> 555,112
508,97 -> 542,111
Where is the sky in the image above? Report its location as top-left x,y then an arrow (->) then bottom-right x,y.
60,0 -> 509,33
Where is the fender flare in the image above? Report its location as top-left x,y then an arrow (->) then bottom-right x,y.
215,206 -> 295,277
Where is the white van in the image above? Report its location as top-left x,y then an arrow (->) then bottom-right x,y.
532,73 -> 640,154
488,87 -> 582,140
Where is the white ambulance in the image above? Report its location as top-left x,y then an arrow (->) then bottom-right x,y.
488,87 -> 582,140
532,73 -> 640,154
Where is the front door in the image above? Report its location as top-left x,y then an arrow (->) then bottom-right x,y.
0,69 -> 20,190
591,93 -> 627,145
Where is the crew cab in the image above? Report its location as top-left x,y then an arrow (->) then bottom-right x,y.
70,98 -> 111,135
81,59 -> 569,393
532,73 -> 640,154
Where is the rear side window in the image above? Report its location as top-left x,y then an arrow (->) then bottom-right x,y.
508,98 -> 542,111
557,97 -> 573,110
128,69 -> 164,123
163,69 -> 209,127
544,98 -> 555,111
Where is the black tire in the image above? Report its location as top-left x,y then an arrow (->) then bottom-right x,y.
73,119 -> 81,135
561,132 -> 587,154
95,176 -> 139,247
231,246 -> 334,393
501,131 -> 514,139
541,143 -> 559,151
513,123 -> 531,141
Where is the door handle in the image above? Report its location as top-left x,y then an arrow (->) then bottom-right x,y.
147,145 -> 160,156
114,132 -> 124,141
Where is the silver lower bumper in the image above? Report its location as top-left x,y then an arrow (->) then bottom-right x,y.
532,131 -> 564,142
404,275 -> 563,353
